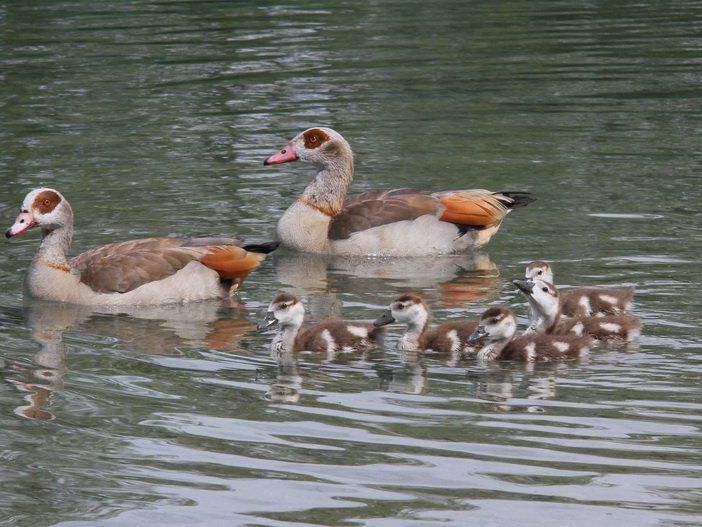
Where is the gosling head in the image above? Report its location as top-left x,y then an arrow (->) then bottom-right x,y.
525,261 -> 553,284
374,294 -> 429,328
469,307 -> 517,343
257,292 -> 305,331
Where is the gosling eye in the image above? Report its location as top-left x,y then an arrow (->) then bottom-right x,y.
542,287 -> 548,293
280,304 -> 288,310
537,270 -> 543,275
490,318 -> 498,324
397,304 -> 405,311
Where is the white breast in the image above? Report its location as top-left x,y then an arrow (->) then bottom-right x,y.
277,201 -> 332,253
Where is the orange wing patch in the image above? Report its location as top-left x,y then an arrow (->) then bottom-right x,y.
200,246 -> 266,281
438,191 -> 509,227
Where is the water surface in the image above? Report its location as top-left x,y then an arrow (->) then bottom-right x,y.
1,1 -> 701,526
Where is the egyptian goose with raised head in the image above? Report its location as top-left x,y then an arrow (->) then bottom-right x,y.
468,307 -> 592,362
264,127 -> 535,256
257,292 -> 382,354
5,188 -> 278,305
514,279 -> 642,343
373,293 -> 479,354
525,261 -> 634,317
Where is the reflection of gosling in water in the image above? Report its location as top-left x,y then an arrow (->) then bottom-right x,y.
469,307 -> 592,362
514,279 -> 642,343
258,293 -> 382,354
374,294 -> 480,354
525,261 -> 634,317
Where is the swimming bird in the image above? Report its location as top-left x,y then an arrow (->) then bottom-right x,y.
514,279 -> 642,343
468,306 -> 592,362
5,188 -> 278,305
258,292 -> 382,354
264,127 -> 535,256
525,261 -> 634,317
374,293 -> 479,354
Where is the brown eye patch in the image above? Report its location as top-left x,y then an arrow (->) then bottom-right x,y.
33,190 -> 61,214
303,128 -> 330,149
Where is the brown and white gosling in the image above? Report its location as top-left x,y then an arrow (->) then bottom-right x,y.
373,294 -> 479,354
468,307 -> 592,362
258,293 -> 382,354
514,278 -> 642,343
525,261 -> 634,317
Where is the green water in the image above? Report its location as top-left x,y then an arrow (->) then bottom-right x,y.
1,1 -> 701,526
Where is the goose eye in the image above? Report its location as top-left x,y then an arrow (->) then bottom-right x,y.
309,135 -> 317,143
43,199 -> 51,206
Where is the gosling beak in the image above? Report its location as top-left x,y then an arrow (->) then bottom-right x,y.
468,326 -> 488,343
6,211 -> 37,238
373,310 -> 395,327
264,142 -> 299,165
257,311 -> 278,331
513,279 -> 535,295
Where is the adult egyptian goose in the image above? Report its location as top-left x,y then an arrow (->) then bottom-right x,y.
373,293 -> 479,354
264,127 -> 535,256
514,279 -> 642,343
525,261 -> 634,317
5,188 -> 278,305
468,306 -> 592,362
257,292 -> 382,354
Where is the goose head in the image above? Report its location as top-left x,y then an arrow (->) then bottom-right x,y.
374,294 -> 429,328
525,261 -> 553,284
469,307 -> 517,342
264,127 -> 352,168
6,188 -> 73,238
514,278 -> 560,321
257,292 -> 305,331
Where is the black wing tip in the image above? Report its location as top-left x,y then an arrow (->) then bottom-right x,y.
243,240 -> 281,254
497,191 -> 537,209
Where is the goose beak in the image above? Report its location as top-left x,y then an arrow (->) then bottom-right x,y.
264,142 -> 299,165
468,327 -> 488,343
513,279 -> 535,295
257,311 -> 278,331
6,211 -> 37,238
373,310 -> 395,327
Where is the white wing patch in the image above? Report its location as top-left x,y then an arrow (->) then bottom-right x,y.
570,321 -> 584,336
600,322 -> 621,333
553,341 -> 570,353
524,342 -> 536,362
446,329 -> 460,353
321,329 -> 337,353
598,294 -> 618,305
347,325 -> 369,338
578,295 -> 592,315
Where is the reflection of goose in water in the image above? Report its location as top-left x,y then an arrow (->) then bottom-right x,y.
5,302 -> 81,420
266,351 -> 303,403
469,362 -> 573,413
272,250 -> 500,319
375,351 -> 428,395
5,300 -> 257,419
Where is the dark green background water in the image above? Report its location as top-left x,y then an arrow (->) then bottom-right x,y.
1,1 -> 701,526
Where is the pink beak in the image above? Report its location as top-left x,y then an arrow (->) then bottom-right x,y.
263,142 -> 299,165
6,211 -> 37,238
